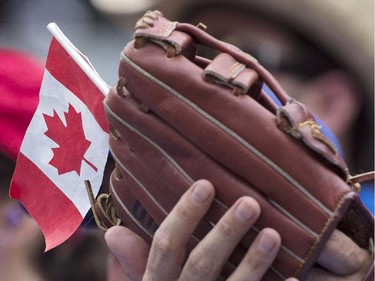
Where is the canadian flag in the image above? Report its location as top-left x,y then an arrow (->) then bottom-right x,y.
10,23 -> 110,251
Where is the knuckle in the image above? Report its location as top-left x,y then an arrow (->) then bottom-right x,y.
187,249 -> 213,277
245,252 -> 273,271
174,202 -> 195,222
151,229 -> 176,257
217,220 -> 237,240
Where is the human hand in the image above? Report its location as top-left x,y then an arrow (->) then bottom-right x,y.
306,229 -> 373,281
105,179 -> 296,280
0,203 -> 44,281
105,180 -> 372,281
0,203 -> 43,258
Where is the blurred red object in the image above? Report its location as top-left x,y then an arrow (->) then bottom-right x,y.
0,49 -> 43,161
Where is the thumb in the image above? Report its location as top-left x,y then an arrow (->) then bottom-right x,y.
105,225 -> 150,280
317,229 -> 369,275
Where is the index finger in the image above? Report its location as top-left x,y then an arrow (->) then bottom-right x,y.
143,180 -> 215,280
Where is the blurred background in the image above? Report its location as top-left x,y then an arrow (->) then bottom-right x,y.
0,0 -> 133,86
0,0 -> 373,280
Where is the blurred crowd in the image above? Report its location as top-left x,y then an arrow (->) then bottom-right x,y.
0,0 -> 373,280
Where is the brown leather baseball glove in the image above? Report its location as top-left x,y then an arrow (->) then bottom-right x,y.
92,10 -> 374,280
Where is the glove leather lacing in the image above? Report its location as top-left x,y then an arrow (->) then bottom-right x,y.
85,180 -> 121,231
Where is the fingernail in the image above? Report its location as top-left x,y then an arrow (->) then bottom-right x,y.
258,232 -> 277,252
191,182 -> 211,203
235,199 -> 256,221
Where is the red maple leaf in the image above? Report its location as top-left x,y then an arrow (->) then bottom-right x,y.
43,104 -> 97,175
